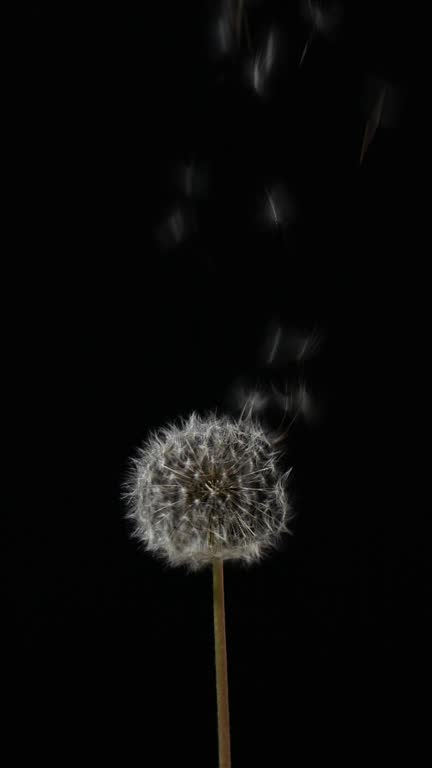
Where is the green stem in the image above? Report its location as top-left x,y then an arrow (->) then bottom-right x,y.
213,558 -> 231,768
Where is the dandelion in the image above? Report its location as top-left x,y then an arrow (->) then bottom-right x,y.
125,411 -> 292,571
124,410 -> 293,768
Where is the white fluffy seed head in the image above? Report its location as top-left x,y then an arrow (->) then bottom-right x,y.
123,411 -> 293,571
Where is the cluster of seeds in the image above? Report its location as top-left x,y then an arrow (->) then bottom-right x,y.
124,412 -> 292,570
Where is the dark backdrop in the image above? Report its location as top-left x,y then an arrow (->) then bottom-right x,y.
7,2 -> 427,766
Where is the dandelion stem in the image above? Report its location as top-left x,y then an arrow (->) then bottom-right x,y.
213,558 -> 231,768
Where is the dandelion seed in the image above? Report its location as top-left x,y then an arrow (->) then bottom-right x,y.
266,327 -> 281,366
301,0 -> 342,35
235,386 -> 270,419
360,86 -> 387,165
259,322 -> 322,367
212,1 -> 235,56
167,209 -> 184,242
248,28 -> 277,96
359,78 -> 403,165
258,184 -> 295,234
174,161 -> 209,199
271,381 -> 318,426
299,0 -> 342,66
156,206 -> 191,250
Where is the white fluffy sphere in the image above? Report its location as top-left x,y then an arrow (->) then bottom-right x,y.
124,412 -> 293,570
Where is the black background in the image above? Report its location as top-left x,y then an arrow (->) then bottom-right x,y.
7,2 -> 429,766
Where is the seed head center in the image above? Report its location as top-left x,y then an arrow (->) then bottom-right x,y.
190,465 -> 230,502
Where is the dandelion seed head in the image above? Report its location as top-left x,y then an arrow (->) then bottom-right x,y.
124,412 -> 293,571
